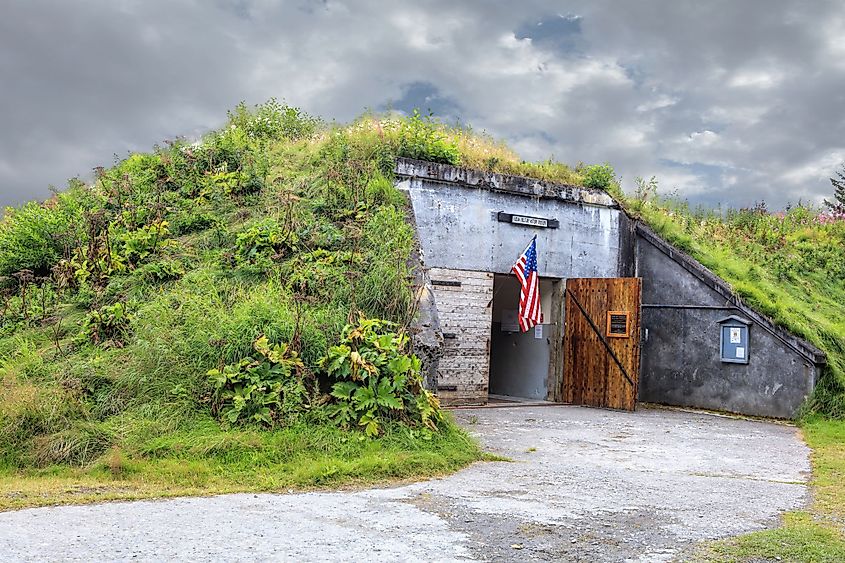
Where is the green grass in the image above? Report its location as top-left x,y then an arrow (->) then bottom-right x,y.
0,415 -> 482,511
702,513 -> 845,562
695,418 -> 845,562
3,102 -> 576,506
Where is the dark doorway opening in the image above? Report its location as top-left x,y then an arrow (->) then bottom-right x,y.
488,274 -> 562,401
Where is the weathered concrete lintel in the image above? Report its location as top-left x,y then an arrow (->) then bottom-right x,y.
395,157 -> 618,209
636,222 -> 827,366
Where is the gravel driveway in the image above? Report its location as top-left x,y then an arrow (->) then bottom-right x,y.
0,405 -> 810,562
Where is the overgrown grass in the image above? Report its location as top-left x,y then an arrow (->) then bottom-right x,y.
622,190 -> 845,419
696,418 -> 845,562
0,415 -> 481,511
0,101 -> 591,506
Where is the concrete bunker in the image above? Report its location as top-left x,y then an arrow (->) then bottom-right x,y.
397,157 -> 826,418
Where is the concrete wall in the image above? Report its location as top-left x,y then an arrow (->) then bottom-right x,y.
396,158 -> 824,416
396,177 -> 622,279
637,233 -> 820,418
396,161 -> 624,404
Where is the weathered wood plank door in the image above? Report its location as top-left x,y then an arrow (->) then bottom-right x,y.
563,278 -> 641,411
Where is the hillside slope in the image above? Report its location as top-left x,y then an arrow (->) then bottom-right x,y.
0,102 -> 590,505
623,189 -> 845,417
0,101 -> 842,502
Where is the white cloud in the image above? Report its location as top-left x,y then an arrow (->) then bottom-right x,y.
636,94 -> 678,113
782,151 -> 845,186
728,69 -> 784,89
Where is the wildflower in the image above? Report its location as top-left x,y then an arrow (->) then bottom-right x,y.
817,211 -> 845,225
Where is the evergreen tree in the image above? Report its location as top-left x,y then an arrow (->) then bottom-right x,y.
825,163 -> 845,212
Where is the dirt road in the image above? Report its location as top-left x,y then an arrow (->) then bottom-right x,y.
0,406 -> 810,561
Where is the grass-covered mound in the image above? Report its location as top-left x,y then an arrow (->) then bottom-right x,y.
0,102 -> 585,508
621,182 -> 845,419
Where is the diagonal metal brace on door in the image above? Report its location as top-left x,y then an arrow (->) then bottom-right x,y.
566,288 -> 635,388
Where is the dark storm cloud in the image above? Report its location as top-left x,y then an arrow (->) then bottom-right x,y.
385,82 -> 462,119
2,0 -> 844,210
515,14 -> 583,54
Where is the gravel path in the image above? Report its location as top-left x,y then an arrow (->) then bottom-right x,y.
0,405 -> 810,562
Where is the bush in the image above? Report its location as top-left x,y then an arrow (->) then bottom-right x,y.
397,110 -> 460,165
0,189 -> 86,277
207,335 -> 309,426
226,99 -> 322,142
81,302 -> 133,347
321,317 -> 442,436
581,163 -> 616,191
116,222 -> 172,265
235,218 -> 299,270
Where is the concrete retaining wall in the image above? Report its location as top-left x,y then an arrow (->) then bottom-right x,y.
636,225 -> 824,418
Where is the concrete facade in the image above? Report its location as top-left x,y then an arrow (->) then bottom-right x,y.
396,158 -> 826,418
396,158 -> 624,407
395,163 -> 622,280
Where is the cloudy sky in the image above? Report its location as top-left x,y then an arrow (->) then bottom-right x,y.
2,0 -> 844,210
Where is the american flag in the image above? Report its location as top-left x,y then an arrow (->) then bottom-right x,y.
511,236 -> 542,332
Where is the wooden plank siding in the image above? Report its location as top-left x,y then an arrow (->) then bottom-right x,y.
429,268 -> 494,405
563,278 -> 641,410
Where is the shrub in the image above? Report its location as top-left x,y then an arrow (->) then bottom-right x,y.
397,110 -> 460,165
116,221 -> 172,265
226,99 -> 322,142
321,317 -> 442,436
0,189 -> 86,277
235,218 -> 299,269
82,302 -> 133,347
207,335 -> 309,426
581,163 -> 616,191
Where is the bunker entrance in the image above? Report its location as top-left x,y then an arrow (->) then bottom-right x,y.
488,274 -> 561,402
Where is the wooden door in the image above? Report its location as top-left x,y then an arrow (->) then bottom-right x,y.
563,278 -> 641,411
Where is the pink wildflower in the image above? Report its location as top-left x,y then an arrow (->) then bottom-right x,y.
817,211 -> 845,225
